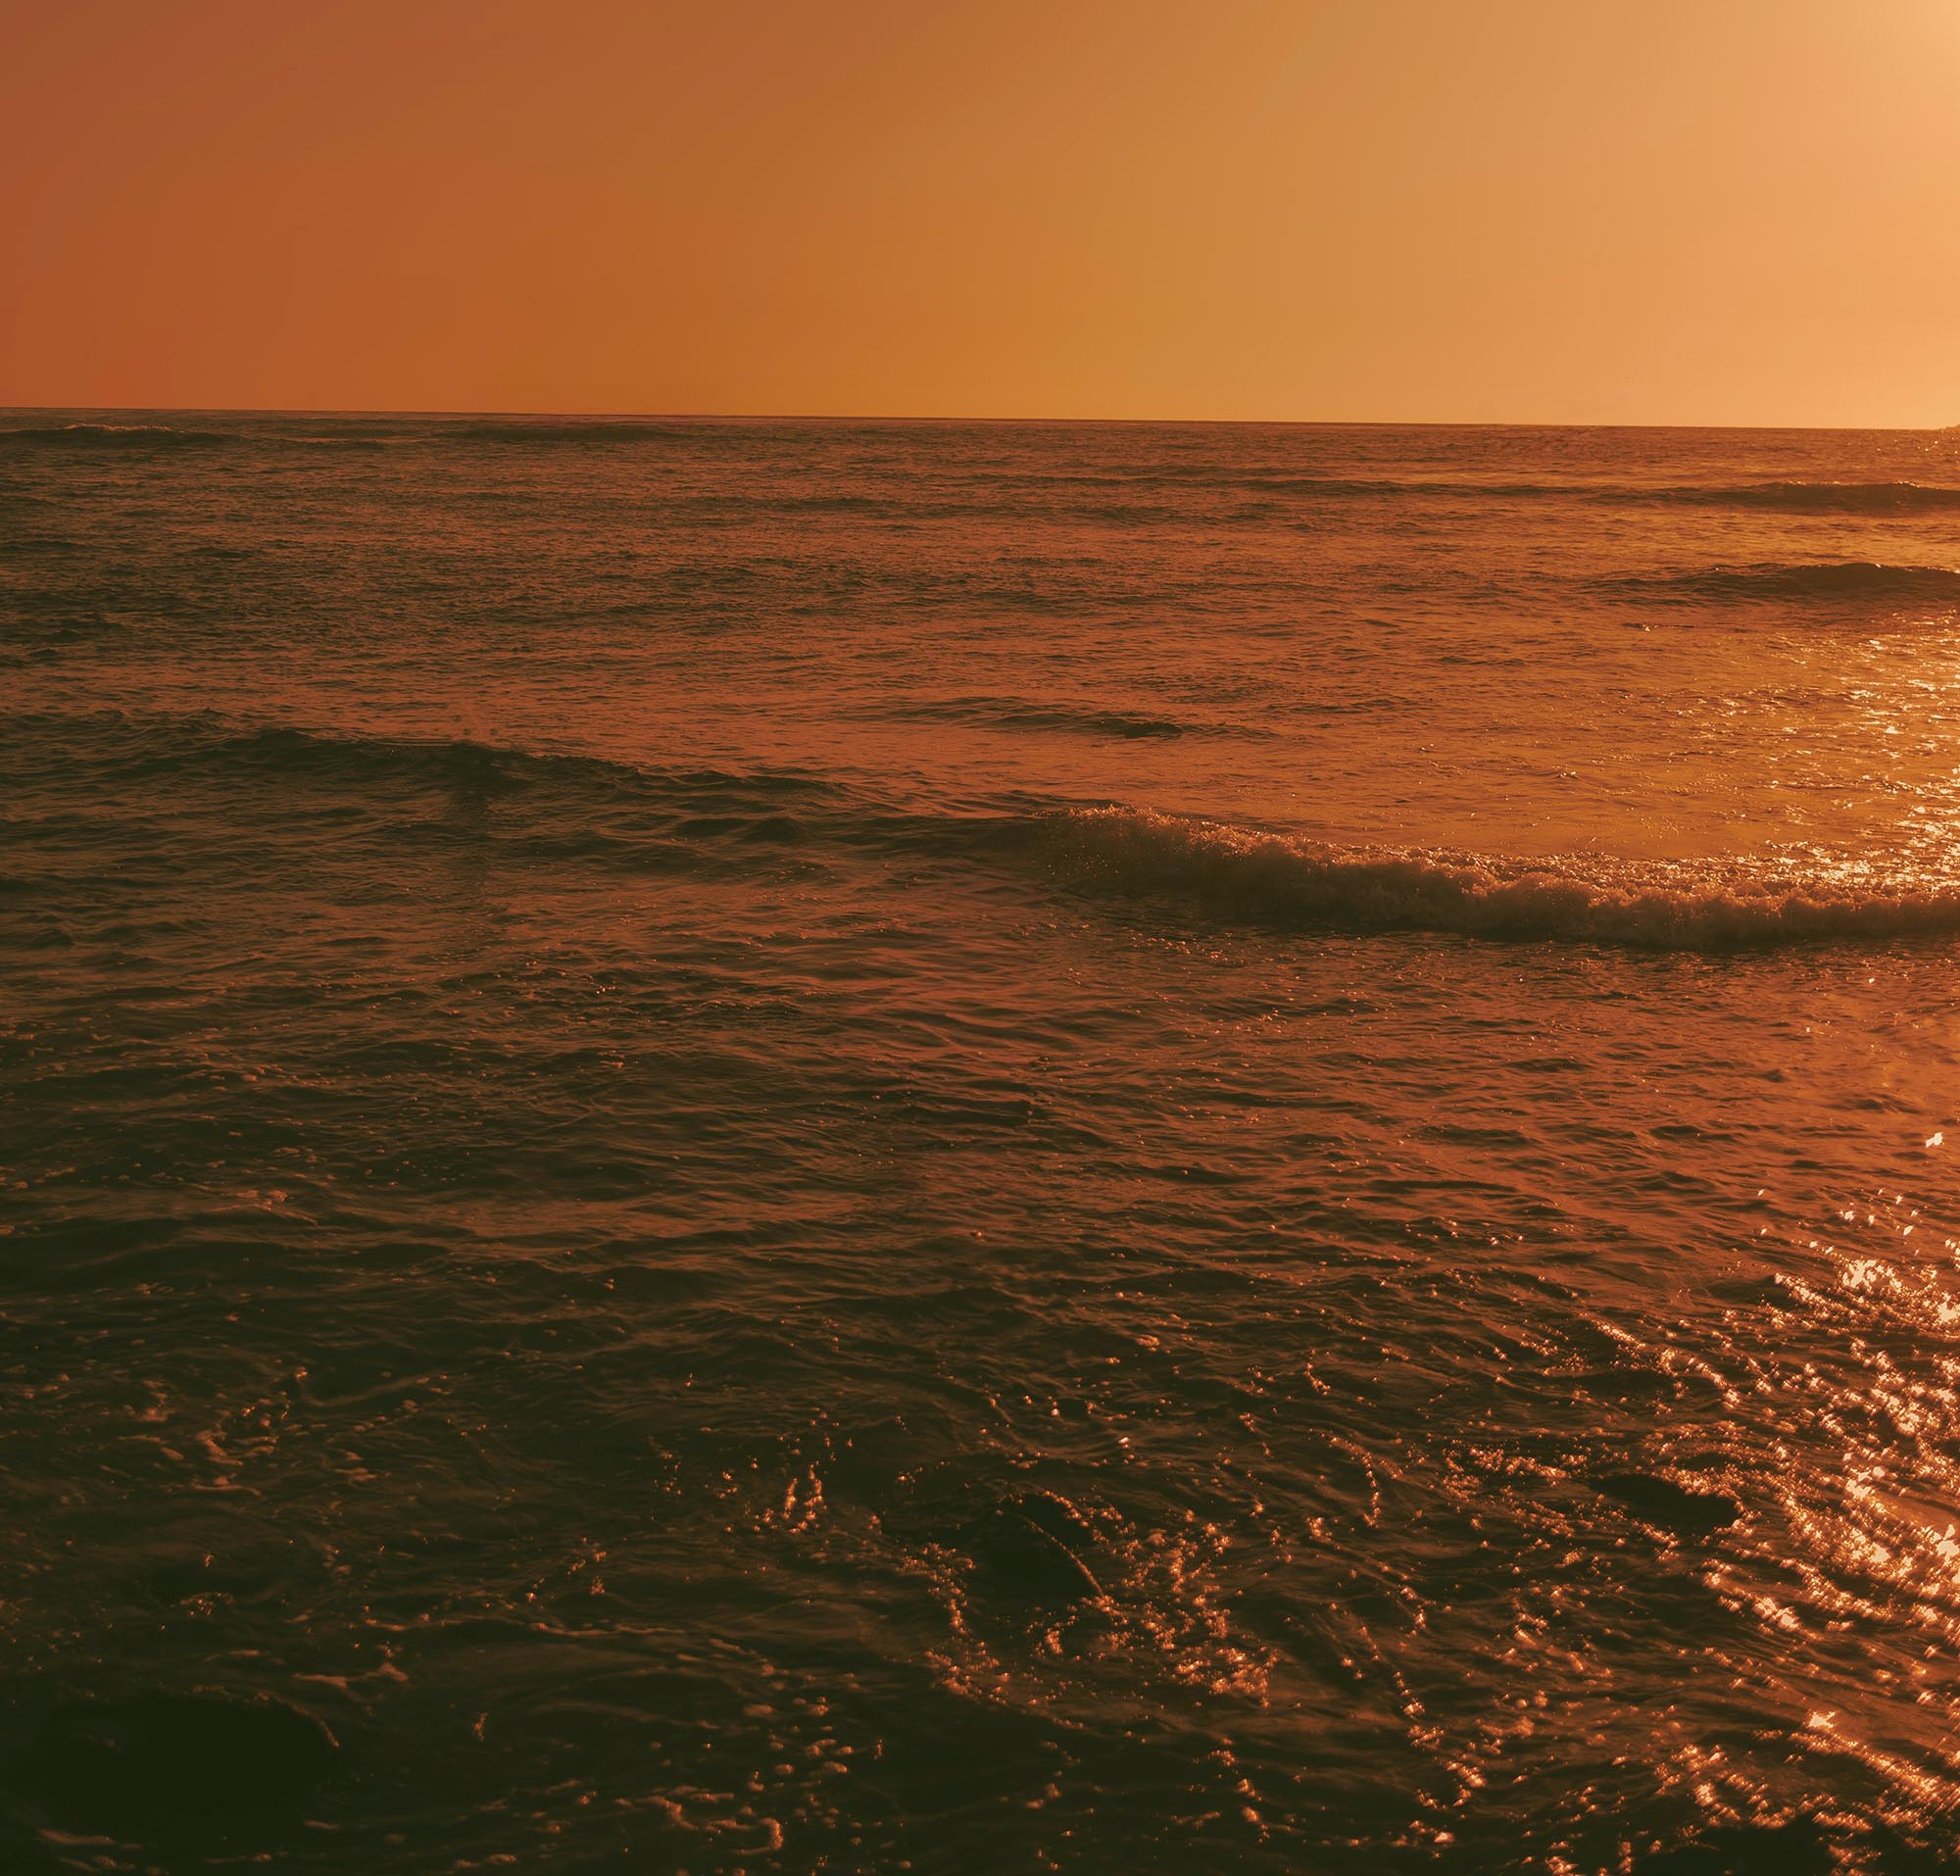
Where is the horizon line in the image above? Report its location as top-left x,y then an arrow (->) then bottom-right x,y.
1,403 -> 1949,435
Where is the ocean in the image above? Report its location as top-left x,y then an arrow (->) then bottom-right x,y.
3,413 -> 1958,1873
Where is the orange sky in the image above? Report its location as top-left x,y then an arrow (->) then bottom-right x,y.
4,0 -> 1957,424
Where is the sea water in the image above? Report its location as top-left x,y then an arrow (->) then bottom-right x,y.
3,414 -> 1959,1871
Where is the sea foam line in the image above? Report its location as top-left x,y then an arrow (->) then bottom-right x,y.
1037,808 -> 1960,950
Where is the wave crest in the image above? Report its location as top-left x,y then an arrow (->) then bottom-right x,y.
1037,809 -> 1960,950
19,712 -> 1960,951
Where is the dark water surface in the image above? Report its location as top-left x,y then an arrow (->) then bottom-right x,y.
3,414 -> 1959,1872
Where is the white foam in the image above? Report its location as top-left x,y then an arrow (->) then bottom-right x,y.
1042,808 -> 1960,950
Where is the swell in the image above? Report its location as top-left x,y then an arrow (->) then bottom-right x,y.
1024,471 -> 1958,514
1639,479 -> 1960,515
15,714 -> 1960,951
0,422 -> 234,451
0,421 -> 397,454
9,420 -> 1955,521
1029,808 -> 1960,951
866,695 -> 1192,740
1,712 -> 841,816
1611,561 -> 1960,606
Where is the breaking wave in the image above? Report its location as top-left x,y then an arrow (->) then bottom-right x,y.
19,711 -> 1960,951
1033,808 -> 1960,950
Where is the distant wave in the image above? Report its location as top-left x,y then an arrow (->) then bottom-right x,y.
949,469 -> 1595,504
1223,476 -> 1960,514
1640,480 -> 1960,515
871,695 -> 1191,740
952,469 -> 1960,514
1030,808 -> 1960,950
0,420 -> 411,454
9,422 -> 1956,522
0,422 -> 232,450
1614,561 -> 1960,606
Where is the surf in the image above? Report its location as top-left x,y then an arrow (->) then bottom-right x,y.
1030,807 -> 1960,951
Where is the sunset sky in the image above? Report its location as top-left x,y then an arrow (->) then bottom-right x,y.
4,0 -> 1957,424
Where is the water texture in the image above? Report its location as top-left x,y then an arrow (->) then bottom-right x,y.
3,415 -> 1958,1872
